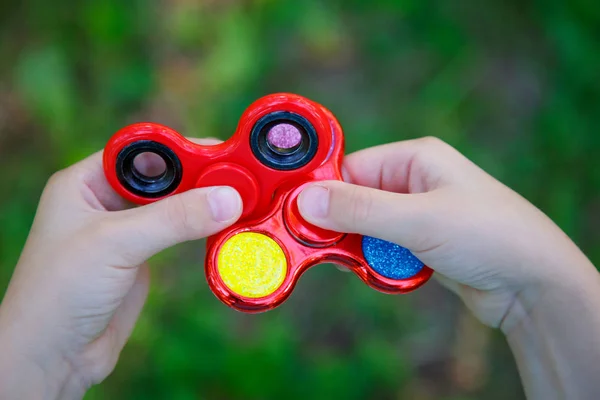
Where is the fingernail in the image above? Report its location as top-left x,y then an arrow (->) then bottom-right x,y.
207,187 -> 241,222
298,184 -> 330,219
334,264 -> 351,273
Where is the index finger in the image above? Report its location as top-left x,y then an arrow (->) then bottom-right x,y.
70,137 -> 223,211
343,137 -> 458,194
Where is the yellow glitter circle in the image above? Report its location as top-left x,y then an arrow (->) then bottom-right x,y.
217,232 -> 287,298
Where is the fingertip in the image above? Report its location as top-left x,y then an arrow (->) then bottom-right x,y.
297,183 -> 331,221
188,137 -> 223,146
95,186 -> 244,268
206,186 -> 243,223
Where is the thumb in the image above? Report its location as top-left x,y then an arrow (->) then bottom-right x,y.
101,186 -> 242,265
297,181 -> 434,250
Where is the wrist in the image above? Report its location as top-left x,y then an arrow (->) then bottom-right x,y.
0,307 -> 87,400
0,345 -> 85,400
503,262 -> 600,399
500,234 -> 600,334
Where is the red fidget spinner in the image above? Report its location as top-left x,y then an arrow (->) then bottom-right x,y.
103,93 -> 433,313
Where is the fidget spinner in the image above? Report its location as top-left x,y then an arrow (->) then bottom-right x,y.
103,93 -> 433,312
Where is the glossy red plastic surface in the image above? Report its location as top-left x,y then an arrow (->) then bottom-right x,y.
103,93 -> 433,313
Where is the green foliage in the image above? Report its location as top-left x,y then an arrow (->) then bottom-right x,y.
0,0 -> 598,399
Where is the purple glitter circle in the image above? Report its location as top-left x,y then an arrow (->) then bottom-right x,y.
266,124 -> 302,151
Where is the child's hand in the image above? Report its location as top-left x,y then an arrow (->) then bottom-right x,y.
298,137 -> 600,399
298,137 -> 598,331
0,140 -> 242,399
2,136 -> 599,400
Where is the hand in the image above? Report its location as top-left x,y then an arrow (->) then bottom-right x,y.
298,137 -> 600,398
297,137 -> 598,331
0,139 -> 242,399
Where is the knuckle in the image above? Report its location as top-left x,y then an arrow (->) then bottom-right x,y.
40,170 -> 72,204
164,194 -> 204,239
43,165 -> 84,199
165,196 -> 192,237
412,136 -> 461,188
347,186 -> 374,230
45,170 -> 68,192
416,136 -> 462,160
418,136 -> 448,150
46,170 -> 63,187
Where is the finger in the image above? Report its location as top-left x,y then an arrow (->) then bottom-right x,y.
343,137 -> 457,193
188,137 -> 222,145
101,186 -> 242,265
433,272 -> 463,297
133,137 -> 223,177
60,151 -> 131,211
297,180 -> 437,250
66,138 -> 223,211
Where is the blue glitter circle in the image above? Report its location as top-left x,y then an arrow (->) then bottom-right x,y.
361,236 -> 424,280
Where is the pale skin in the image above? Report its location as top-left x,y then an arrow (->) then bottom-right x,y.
0,137 -> 598,399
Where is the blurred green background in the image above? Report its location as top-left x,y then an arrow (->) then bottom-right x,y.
1,0 -> 599,399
